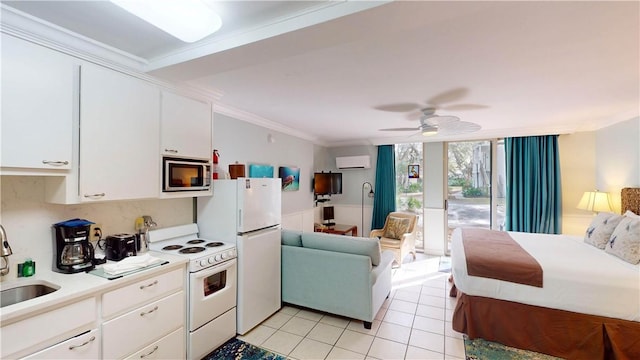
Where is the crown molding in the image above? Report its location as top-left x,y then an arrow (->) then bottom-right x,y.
213,102 -> 326,146
0,4 -> 224,103
1,4 -> 147,70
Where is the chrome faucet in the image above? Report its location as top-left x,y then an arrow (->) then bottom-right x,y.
0,225 -> 13,276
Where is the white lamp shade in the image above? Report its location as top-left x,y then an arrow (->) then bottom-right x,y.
576,191 -> 612,213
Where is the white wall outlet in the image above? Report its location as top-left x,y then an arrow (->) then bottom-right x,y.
89,224 -> 102,243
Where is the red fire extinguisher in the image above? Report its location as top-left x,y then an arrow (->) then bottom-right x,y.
212,150 -> 220,179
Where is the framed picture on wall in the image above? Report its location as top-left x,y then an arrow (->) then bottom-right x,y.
408,165 -> 420,179
249,164 -> 274,178
279,166 -> 300,191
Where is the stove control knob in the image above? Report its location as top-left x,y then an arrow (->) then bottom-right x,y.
208,257 -> 216,264
215,254 -> 222,261
221,252 -> 227,259
199,260 -> 207,267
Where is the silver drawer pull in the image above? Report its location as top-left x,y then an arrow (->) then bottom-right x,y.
83,193 -> 105,198
164,149 -> 178,153
139,280 -> 158,290
68,335 -> 95,350
42,160 -> 69,166
140,345 -> 159,358
140,305 -> 159,317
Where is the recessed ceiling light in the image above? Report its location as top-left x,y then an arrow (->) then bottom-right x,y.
111,0 -> 222,43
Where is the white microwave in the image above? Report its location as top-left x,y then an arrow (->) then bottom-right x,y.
163,157 -> 211,192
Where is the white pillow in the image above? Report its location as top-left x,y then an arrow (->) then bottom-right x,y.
623,210 -> 640,219
584,212 -> 624,249
604,217 -> 640,264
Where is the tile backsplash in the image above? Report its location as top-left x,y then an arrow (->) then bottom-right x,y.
0,176 -> 192,281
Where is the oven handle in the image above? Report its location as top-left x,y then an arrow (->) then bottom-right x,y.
193,258 -> 236,280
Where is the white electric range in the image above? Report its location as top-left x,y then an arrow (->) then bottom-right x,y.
148,223 -> 236,360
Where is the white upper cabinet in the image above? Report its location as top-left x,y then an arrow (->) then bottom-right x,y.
79,64 -> 160,202
161,91 -> 212,159
1,34 -> 75,170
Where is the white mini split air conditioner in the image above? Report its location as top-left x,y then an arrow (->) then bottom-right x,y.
336,155 -> 371,170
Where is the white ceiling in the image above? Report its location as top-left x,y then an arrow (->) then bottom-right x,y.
2,1 -> 639,147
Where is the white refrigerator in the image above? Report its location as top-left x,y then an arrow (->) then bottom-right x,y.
197,178 -> 282,335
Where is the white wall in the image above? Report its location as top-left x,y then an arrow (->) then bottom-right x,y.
596,117 -> 640,212
212,113 -> 316,216
560,116 -> 640,235
559,131 -> 597,235
0,176 -> 192,282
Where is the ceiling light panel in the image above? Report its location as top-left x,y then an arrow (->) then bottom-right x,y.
111,0 -> 222,43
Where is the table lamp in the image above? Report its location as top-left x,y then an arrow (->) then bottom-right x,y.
576,190 -> 613,214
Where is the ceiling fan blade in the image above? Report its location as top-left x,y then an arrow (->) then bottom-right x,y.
374,103 -> 421,112
438,121 -> 481,135
426,87 -> 469,105
379,127 -> 419,132
440,104 -> 489,111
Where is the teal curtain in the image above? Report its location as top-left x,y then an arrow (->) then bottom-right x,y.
505,135 -> 562,234
372,145 -> 396,230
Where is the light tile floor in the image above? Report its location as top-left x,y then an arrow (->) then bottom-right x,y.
237,254 -> 465,360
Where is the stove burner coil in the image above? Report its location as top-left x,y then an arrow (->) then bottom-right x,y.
179,246 -> 206,254
162,245 -> 183,251
187,239 -> 205,244
206,242 -> 224,247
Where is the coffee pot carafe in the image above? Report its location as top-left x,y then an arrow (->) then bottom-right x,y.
53,219 -> 95,274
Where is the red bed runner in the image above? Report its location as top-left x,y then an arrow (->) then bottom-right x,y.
462,228 -> 543,287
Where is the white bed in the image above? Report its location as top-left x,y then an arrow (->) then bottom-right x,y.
451,228 -> 640,321
451,187 -> 640,359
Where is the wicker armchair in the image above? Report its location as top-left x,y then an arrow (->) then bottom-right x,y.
370,212 -> 418,267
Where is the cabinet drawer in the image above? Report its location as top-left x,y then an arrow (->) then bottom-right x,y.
102,267 -> 183,317
102,291 -> 184,359
22,329 -> 99,360
1,297 -> 96,358
124,327 -> 185,360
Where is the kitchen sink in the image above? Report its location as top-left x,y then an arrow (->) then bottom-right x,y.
0,281 -> 60,308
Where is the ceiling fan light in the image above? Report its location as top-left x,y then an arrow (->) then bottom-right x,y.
111,0 -> 222,43
421,126 -> 438,136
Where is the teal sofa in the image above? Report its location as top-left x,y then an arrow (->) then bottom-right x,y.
281,229 -> 394,328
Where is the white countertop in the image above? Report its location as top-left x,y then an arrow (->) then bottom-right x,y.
0,251 -> 187,325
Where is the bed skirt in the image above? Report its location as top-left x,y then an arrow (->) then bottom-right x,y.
452,292 -> 640,360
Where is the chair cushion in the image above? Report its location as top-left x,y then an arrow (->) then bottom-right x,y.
383,216 -> 411,240
282,229 -> 303,247
301,232 -> 382,266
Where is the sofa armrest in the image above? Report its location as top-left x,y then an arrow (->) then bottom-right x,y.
370,229 -> 384,238
371,250 -> 394,283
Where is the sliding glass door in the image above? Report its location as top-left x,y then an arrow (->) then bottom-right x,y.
395,143 -> 424,250
446,140 -> 505,254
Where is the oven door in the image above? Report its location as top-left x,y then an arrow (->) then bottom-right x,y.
188,258 -> 237,331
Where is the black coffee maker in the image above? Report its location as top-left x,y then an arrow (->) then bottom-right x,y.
53,219 -> 95,273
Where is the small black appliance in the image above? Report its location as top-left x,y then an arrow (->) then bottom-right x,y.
105,234 -> 137,261
53,219 -> 95,273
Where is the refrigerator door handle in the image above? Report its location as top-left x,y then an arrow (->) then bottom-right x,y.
238,209 -> 242,227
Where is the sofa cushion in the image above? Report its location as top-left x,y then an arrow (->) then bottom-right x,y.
383,216 -> 411,240
281,229 -> 303,247
301,232 -> 382,266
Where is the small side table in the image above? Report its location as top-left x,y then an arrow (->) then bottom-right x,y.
315,224 -> 358,237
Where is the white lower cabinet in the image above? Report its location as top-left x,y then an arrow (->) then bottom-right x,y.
100,266 -> 186,359
22,329 -> 100,359
0,297 -> 97,359
102,291 -> 184,359
124,327 -> 184,360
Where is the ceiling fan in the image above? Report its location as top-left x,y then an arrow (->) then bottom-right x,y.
379,107 -> 481,136
375,87 -> 488,121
